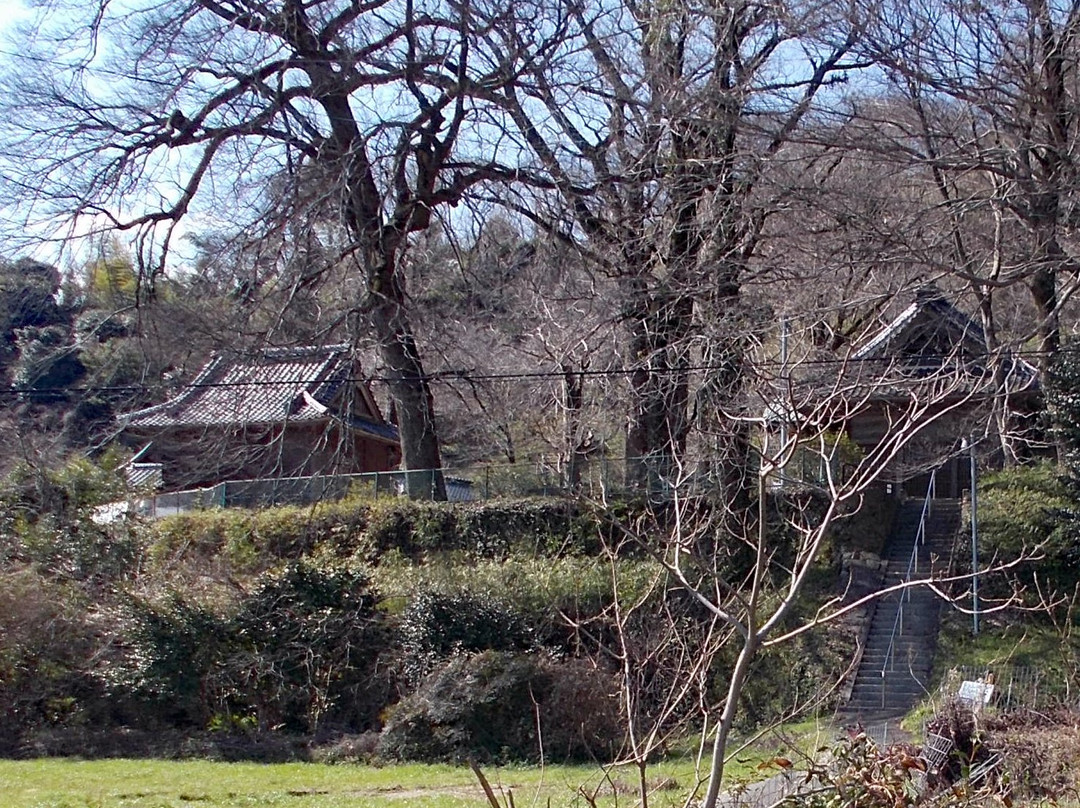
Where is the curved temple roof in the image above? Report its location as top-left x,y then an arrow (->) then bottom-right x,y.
119,344 -> 399,443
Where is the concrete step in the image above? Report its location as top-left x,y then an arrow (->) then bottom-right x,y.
848,694 -> 929,705
847,693 -> 928,706
843,497 -> 960,715
848,685 -> 929,696
865,648 -> 935,660
864,629 -> 938,642
858,653 -> 935,666
848,691 -> 929,703
850,673 -> 931,687
861,647 -> 937,659
848,687 -> 929,699
865,621 -> 940,634
849,683 -> 929,695
846,699 -> 927,712
855,662 -> 934,675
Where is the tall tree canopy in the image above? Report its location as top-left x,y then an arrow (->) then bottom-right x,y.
0,0 -> 566,497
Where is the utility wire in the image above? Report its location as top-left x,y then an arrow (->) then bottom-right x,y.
0,346 -> 1057,398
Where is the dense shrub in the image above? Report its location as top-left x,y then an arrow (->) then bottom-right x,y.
19,516 -> 141,585
456,499 -> 604,556
149,499 -> 372,574
365,497 -> 603,559
217,564 -> 391,733
0,570 -> 101,753
104,594 -> 229,728
0,456 -> 126,523
377,555 -> 666,657
377,651 -> 623,763
1048,344 -> 1080,477
978,462 -> 1079,588
1,455 -> 140,586
149,497 -> 605,575
397,590 -> 534,686
106,564 -> 391,735
984,707 -> 1080,800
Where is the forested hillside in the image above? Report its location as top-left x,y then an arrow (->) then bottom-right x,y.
0,0 -> 1075,484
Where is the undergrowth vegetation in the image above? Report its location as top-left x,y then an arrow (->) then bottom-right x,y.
0,459 -> 870,763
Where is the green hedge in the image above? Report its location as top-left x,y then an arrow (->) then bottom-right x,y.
148,499 -> 372,573
364,498 -> 604,558
375,555 -> 665,653
149,497 -> 607,573
100,564 -> 391,735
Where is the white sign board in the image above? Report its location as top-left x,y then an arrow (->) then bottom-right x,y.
957,680 -> 995,706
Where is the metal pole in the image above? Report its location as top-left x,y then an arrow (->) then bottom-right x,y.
779,317 -> 789,472
970,436 -> 980,636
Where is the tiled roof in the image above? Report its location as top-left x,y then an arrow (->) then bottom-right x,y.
850,287 -> 1038,393
120,344 -> 399,442
126,463 -> 163,490
853,290 -> 986,360
851,301 -> 922,360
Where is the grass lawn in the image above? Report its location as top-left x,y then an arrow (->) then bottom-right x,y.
0,719 -> 839,808
0,758 -> 710,808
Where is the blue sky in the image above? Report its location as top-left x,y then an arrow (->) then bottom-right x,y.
0,0 -> 29,36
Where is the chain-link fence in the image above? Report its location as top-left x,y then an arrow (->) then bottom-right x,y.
120,453 -> 801,517
936,664 -> 1076,713
107,449 -> 848,520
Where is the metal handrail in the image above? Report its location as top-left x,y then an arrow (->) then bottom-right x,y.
880,468 -> 937,707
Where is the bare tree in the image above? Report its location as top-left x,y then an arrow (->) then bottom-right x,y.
855,0 -> 1080,386
407,215 -> 623,476
479,0 -> 866,496
0,0 -> 564,497
649,338 -> 1029,808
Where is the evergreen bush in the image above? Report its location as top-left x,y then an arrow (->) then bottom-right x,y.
215,564 -> 391,734
377,651 -> 622,763
397,590 -> 533,686
0,570 -> 99,753
979,462 -> 1079,588
105,564 -> 392,735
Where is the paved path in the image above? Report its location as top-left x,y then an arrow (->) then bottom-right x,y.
716,769 -> 809,808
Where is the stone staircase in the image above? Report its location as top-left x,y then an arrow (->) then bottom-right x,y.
841,498 -> 961,720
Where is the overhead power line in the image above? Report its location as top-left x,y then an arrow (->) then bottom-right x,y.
0,345 -> 1059,399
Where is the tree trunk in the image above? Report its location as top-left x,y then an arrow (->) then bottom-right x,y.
368,258 -> 446,500
975,288 -> 1017,466
695,271 -> 750,508
701,633 -> 758,808
320,81 -> 448,500
1030,260 -> 1060,381
624,289 -> 693,498
562,363 -> 587,494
